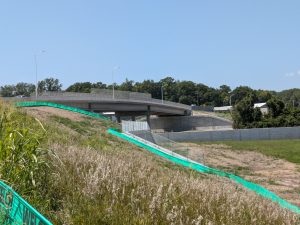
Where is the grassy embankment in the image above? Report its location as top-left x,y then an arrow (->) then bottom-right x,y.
197,139 -> 300,164
0,102 -> 299,225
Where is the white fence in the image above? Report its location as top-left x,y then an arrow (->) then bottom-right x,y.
121,121 -> 150,132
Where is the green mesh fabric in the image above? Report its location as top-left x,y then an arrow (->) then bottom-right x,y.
16,101 -> 109,120
0,181 -> 52,225
107,128 -> 300,214
15,101 -> 300,216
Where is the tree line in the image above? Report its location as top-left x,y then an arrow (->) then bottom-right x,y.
1,76 -> 299,108
233,95 -> 300,128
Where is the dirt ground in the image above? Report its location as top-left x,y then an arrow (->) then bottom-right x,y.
184,143 -> 300,207
25,106 -> 86,121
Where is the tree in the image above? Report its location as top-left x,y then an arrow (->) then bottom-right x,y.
256,90 -> 274,103
118,79 -> 134,92
176,81 -> 197,105
133,80 -> 161,99
15,82 -> 35,96
159,77 -> 178,102
0,85 -> 16,97
218,85 -> 231,106
232,94 -> 256,128
66,82 -> 92,93
231,86 -> 256,105
66,82 -> 107,93
267,98 -> 285,118
195,84 -> 210,105
38,77 -> 62,93
277,88 -> 300,108
219,85 -> 231,94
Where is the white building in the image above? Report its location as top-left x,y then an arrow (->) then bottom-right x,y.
254,102 -> 269,114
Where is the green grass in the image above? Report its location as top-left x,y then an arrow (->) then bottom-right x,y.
1,103 -> 299,225
197,139 -> 300,164
214,112 -> 233,121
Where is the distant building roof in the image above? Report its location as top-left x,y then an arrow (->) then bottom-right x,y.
214,106 -> 233,111
254,103 -> 268,108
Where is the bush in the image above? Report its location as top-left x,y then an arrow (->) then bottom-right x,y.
0,102 -> 50,209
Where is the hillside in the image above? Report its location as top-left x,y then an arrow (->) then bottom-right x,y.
0,102 -> 299,224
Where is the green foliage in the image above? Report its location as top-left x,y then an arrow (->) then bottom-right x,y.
66,82 -> 107,93
232,95 -> 256,128
38,77 -> 62,93
0,103 -> 50,210
233,94 -> 300,128
118,78 -> 134,92
267,97 -> 285,117
0,85 -> 16,97
277,88 -> 300,107
0,83 -> 35,97
15,82 -> 35,97
5,103 -> 298,224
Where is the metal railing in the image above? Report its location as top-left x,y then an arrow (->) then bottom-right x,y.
121,120 -> 150,132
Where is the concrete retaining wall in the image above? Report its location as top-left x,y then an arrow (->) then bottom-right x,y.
160,126 -> 300,142
150,116 -> 232,132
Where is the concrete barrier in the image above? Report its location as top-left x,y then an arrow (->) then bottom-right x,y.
150,116 -> 232,132
159,126 -> 300,142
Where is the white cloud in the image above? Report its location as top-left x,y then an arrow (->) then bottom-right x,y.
285,70 -> 300,77
285,72 -> 295,77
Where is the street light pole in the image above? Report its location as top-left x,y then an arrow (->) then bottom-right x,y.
34,50 -> 46,99
34,54 -> 38,99
112,66 -> 120,100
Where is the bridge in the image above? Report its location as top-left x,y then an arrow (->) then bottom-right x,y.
16,90 -> 191,122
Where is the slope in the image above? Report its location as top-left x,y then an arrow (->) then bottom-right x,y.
2,102 -> 299,224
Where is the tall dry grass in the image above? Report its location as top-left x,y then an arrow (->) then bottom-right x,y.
2,104 -> 299,224
48,143 -> 299,225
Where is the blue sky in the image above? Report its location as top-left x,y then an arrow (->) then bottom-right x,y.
1,0 -> 300,91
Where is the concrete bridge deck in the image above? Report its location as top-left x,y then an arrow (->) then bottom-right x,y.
8,91 -> 191,122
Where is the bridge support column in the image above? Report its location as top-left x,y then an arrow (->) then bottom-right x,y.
116,115 -> 121,123
147,105 -> 151,128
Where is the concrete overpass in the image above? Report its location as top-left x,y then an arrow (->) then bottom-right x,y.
21,91 -> 191,122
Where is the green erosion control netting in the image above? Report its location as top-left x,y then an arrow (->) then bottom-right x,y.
16,101 -> 109,120
16,101 -> 300,215
107,128 -> 300,214
0,181 -> 52,225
